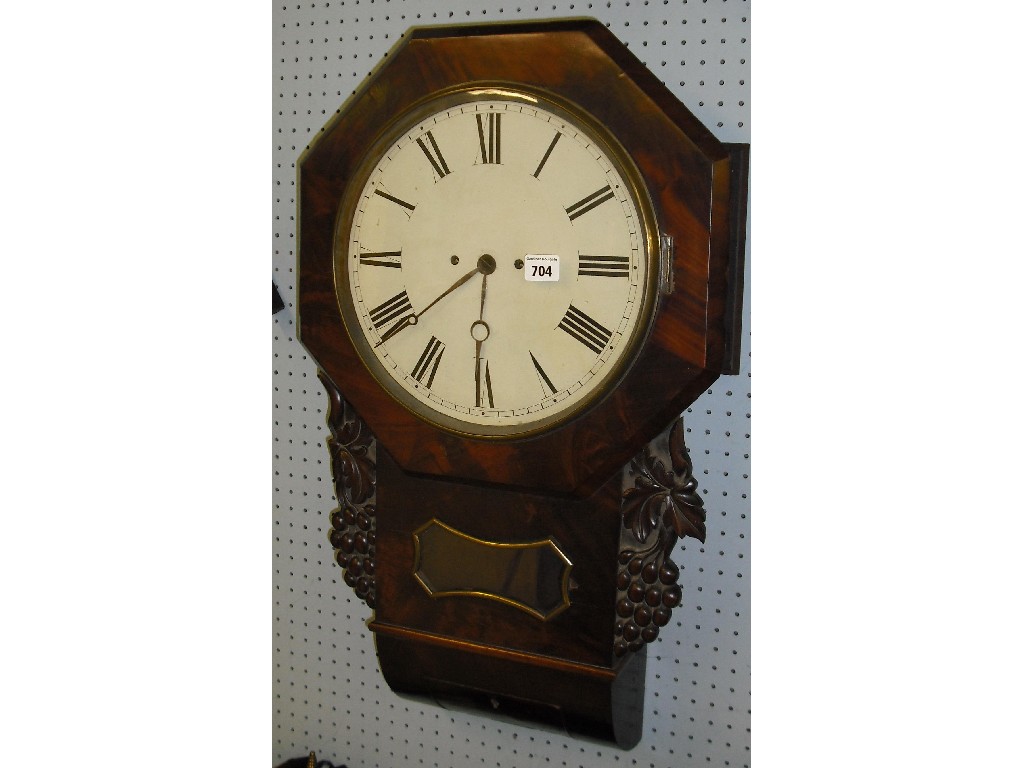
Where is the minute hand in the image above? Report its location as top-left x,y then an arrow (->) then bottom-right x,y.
376,265 -> 481,345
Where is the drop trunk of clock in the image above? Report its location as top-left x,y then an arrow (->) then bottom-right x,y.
370,444 -> 647,746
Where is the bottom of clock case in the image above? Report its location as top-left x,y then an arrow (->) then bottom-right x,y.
372,629 -> 647,749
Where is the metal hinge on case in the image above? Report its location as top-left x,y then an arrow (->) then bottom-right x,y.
659,234 -> 675,296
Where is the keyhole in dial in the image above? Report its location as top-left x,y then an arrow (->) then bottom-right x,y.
470,321 -> 490,342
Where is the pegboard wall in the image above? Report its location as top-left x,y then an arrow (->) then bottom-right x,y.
273,2 -> 750,766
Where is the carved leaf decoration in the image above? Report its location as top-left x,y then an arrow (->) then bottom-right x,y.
329,417 -> 375,505
621,494 -> 652,544
648,452 -> 676,490
623,462 -> 673,544
320,369 -> 376,507
616,417 -> 705,657
666,419 -> 706,543
623,419 -> 707,546
665,497 -> 706,544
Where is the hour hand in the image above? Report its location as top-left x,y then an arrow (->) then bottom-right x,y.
376,314 -> 417,345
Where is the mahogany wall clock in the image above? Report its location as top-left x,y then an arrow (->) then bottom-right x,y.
298,18 -> 748,749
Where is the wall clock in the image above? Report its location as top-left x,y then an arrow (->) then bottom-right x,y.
298,19 -> 748,749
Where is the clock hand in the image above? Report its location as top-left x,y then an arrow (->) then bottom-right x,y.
474,273 -> 489,407
470,256 -> 499,408
478,269 -> 489,320
376,262 -> 483,345
416,264 -> 482,318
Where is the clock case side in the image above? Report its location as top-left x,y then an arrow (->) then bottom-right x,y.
297,18 -> 748,497
720,143 -> 749,376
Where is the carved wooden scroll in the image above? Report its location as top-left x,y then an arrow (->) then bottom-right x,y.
320,370 -> 378,609
614,417 -> 706,657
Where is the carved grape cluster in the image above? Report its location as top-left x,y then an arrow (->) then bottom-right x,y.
330,504 -> 377,608
613,418 -> 705,658
614,551 -> 682,656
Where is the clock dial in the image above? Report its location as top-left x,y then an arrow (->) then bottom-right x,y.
337,88 -> 658,437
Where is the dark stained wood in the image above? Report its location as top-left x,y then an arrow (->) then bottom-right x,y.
373,632 -> 647,748
722,143 -> 751,376
319,371 -> 708,746
372,445 -> 623,667
299,19 -> 747,496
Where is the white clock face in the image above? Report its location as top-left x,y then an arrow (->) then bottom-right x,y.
337,88 -> 657,437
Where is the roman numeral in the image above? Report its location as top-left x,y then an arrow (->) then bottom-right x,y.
476,358 -> 494,408
558,304 -> 612,354
417,130 -> 451,179
476,113 -> 501,164
578,254 -> 630,277
373,189 -> 416,211
533,132 -> 561,178
565,185 -> 615,221
411,336 -> 445,388
358,250 -> 402,268
369,290 -> 412,329
529,351 -> 557,397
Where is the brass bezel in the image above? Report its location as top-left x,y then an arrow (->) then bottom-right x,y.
333,82 -> 660,440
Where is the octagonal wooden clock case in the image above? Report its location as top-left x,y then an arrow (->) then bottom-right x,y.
297,19 -> 748,749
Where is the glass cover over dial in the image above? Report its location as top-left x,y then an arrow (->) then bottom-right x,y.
337,87 -> 658,437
